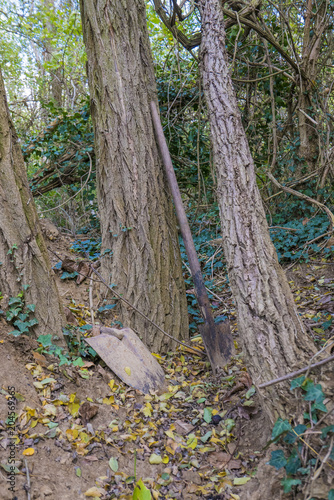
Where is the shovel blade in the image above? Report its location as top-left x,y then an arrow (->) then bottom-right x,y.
199,321 -> 234,374
86,328 -> 165,394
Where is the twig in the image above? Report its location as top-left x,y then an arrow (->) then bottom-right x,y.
258,354 -> 334,388
24,458 -> 31,500
89,277 -> 95,326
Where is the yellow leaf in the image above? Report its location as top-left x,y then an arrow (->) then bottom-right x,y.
30,420 -> 38,429
22,448 -> 35,456
165,445 -> 175,455
162,455 -> 169,464
84,487 -> 104,497
165,430 -> 175,439
68,402 -> 80,417
33,382 -> 44,390
233,477 -> 251,485
108,379 -> 115,390
66,429 -> 79,442
149,453 -> 162,464
142,402 -> 152,417
124,366 -> 131,376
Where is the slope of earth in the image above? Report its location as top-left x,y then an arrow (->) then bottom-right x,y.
0,221 -> 333,500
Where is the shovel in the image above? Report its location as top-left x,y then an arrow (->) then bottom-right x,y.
85,325 -> 165,394
150,101 -> 234,374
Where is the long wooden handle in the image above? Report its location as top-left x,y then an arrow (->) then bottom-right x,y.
150,101 -> 214,325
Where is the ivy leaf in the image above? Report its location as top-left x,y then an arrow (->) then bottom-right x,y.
284,424 -> 307,444
271,418 -> 292,441
290,376 -> 305,390
303,383 -> 325,404
281,478 -> 301,493
285,449 -> 301,475
268,450 -> 287,470
321,425 -> 334,439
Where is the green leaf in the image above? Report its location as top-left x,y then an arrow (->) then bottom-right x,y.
133,479 -> 151,500
268,450 -> 287,470
37,334 -> 53,347
282,478 -> 301,493
75,466 -> 82,477
321,425 -> 334,439
285,449 -> 301,475
109,456 -> 118,472
203,407 -> 213,423
200,431 -> 212,443
329,489 -> 334,500
290,376 -> 305,390
284,424 -> 307,444
304,383 -> 325,404
73,357 -> 84,367
245,386 -> 255,399
271,418 -> 292,441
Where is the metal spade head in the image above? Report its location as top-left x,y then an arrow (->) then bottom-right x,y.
85,327 -> 165,394
199,321 -> 235,374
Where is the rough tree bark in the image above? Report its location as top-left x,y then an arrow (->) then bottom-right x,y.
198,0 -> 316,423
0,68 -> 65,343
80,0 -> 189,352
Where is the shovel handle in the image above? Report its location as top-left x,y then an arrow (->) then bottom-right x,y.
150,101 -> 214,325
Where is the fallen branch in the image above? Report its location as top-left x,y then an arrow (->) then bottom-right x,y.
258,354 -> 334,388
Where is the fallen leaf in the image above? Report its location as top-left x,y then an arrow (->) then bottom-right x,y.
149,453 -> 163,465
22,448 -> 35,456
84,487 -> 104,497
233,477 -> 251,485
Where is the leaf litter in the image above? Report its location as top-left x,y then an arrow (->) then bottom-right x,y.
0,233 -> 333,499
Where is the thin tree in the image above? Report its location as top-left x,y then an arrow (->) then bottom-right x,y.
0,68 -> 65,343
198,0 -> 316,423
79,0 -> 189,351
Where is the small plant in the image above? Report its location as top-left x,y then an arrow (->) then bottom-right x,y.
5,287 -> 38,336
268,375 -> 334,497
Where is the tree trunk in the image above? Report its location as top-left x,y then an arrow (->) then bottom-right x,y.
80,0 -> 189,352
198,0 -> 316,423
0,68 -> 65,344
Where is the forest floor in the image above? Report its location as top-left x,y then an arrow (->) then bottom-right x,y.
0,222 -> 333,500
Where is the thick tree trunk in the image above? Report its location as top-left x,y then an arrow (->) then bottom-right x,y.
199,0 -> 316,423
0,68 -> 65,344
80,0 -> 189,352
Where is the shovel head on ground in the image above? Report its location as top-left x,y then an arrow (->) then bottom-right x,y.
199,321 -> 235,374
85,327 -> 165,394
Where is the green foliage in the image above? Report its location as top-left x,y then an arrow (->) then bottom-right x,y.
132,479 -> 151,500
4,289 -> 38,337
269,207 -> 332,262
71,238 -> 101,260
268,376 -> 333,496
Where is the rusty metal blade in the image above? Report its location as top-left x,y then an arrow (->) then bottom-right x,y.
198,321 -> 234,373
85,327 -> 165,393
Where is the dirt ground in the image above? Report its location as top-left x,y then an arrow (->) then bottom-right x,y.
0,224 -> 333,500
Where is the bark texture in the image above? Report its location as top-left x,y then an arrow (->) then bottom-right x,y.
80,0 -> 188,352
199,0 -> 316,422
0,68 -> 65,343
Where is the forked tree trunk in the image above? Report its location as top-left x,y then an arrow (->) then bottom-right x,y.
198,0 -> 316,423
80,0 -> 189,352
0,68 -> 65,344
